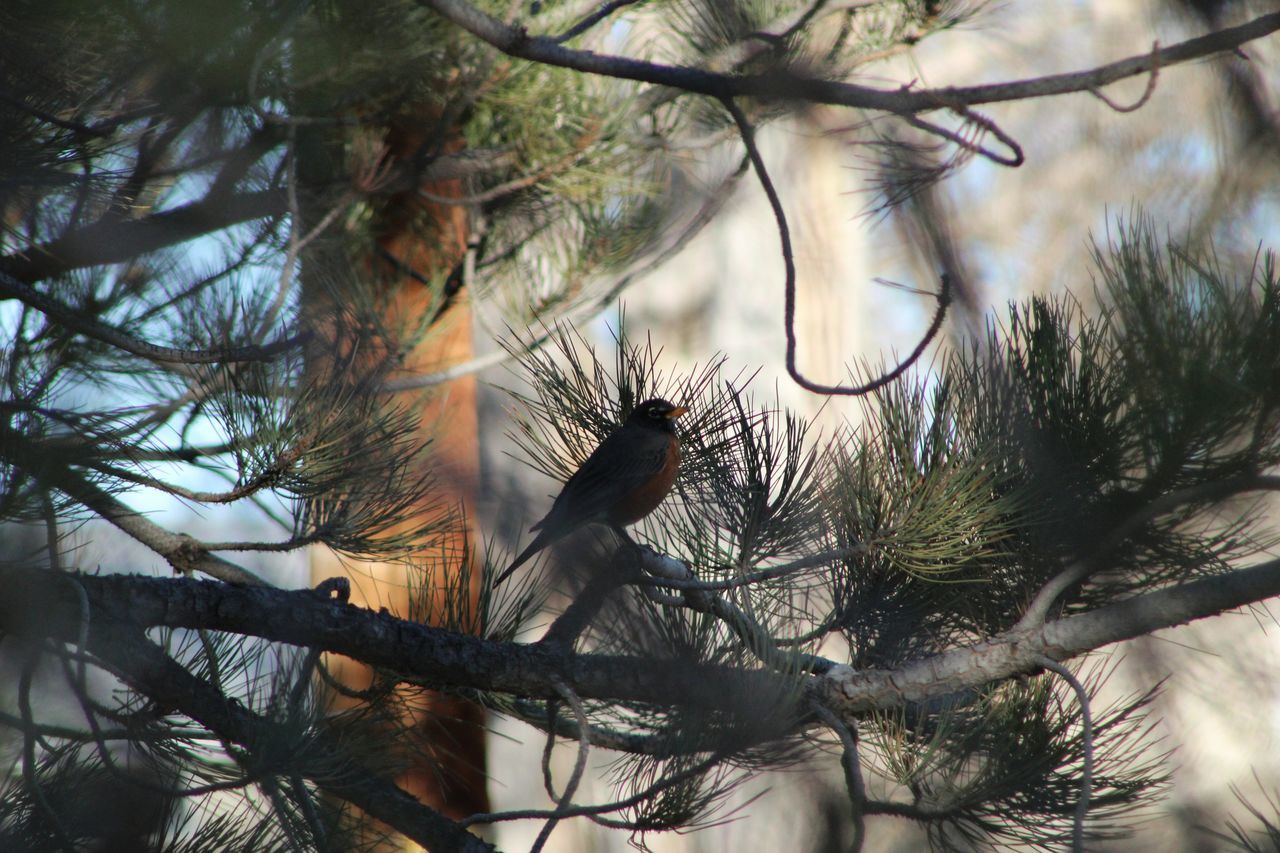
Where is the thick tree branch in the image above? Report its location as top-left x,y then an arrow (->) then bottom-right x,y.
5,556 -> 1280,730
0,568 -> 768,710
420,0 -> 1280,115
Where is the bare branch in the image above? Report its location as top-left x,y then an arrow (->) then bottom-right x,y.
631,546 -> 866,592
901,107 -> 1024,167
552,0 -> 643,43
1090,42 -> 1161,113
18,650 -> 77,853
74,482 -> 269,586
461,752 -> 725,827
724,97 -> 951,396
531,677 -> 591,851
638,547 -> 832,674
507,697 -> 672,754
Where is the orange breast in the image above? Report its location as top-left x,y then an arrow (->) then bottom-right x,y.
608,437 -> 681,525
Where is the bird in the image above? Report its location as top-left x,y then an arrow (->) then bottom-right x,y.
492,398 -> 688,588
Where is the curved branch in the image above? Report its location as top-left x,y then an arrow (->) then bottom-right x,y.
1090,42 -> 1161,113
903,108 -> 1025,167
724,98 -> 950,396
531,678 -> 591,851
462,751 -> 725,827
812,702 -> 867,850
1036,656 -> 1093,853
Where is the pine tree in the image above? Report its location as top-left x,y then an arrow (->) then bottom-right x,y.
1,2 -> 1278,851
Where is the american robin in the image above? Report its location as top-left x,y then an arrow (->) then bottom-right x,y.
492,398 -> 688,587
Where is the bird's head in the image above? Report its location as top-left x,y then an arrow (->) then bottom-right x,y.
630,398 -> 688,431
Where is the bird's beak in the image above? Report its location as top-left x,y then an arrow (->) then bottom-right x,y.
667,406 -> 689,419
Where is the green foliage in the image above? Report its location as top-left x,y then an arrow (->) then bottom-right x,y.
497,217 -> 1280,847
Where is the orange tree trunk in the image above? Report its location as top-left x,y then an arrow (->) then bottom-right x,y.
302,111 -> 489,841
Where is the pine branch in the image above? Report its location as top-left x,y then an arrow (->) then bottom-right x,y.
84,624 -> 491,852
6,553 -> 1280,730
0,429 -> 269,586
0,189 -> 286,284
817,554 -> 1280,715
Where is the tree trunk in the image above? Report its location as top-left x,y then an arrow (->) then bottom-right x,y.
300,109 -> 489,844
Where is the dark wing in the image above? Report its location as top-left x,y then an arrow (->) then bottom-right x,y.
534,427 -> 671,533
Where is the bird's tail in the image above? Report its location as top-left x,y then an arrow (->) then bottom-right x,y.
491,531 -> 550,588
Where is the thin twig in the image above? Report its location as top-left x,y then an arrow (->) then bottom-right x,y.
725,97 -> 950,396
461,752 -> 724,827
638,547 -> 832,674
900,109 -> 1024,167
418,126 -> 599,206
37,458 -> 270,585
553,0 -> 643,42
632,545 -> 866,592
1090,42 -> 1160,113
19,650 -> 78,853
1035,656 -> 1092,853
531,677 -> 592,852
508,697 -> 672,754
